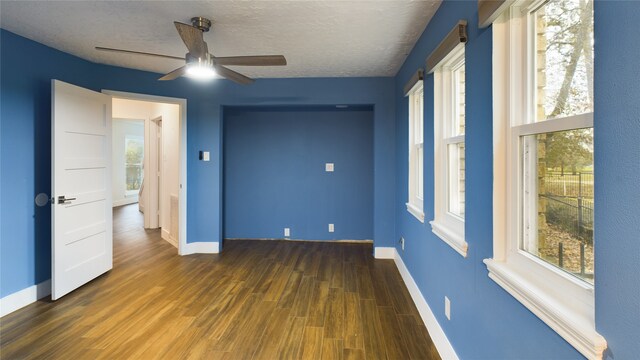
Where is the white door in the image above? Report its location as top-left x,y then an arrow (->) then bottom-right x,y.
51,80 -> 112,300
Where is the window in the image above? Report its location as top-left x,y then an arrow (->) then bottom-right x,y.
406,80 -> 425,222
431,44 -> 467,257
486,0 -> 606,358
125,135 -> 144,195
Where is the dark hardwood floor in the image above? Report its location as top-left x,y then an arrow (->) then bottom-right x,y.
0,204 -> 440,359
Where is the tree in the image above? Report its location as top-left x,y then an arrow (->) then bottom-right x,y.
541,0 -> 594,174
125,138 -> 144,190
544,128 -> 593,174
125,139 -> 143,165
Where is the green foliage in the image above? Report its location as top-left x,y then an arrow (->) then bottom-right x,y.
544,128 -> 593,173
125,139 -> 143,165
125,138 -> 143,191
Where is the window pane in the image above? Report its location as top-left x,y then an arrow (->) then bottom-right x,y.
125,137 -> 144,191
521,128 -> 594,284
453,64 -> 465,136
415,89 -> 424,144
534,0 -> 594,122
447,142 -> 465,218
417,147 -> 423,199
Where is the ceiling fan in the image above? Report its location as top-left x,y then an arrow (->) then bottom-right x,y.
96,17 -> 287,85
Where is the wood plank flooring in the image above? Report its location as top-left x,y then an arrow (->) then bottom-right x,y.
0,204 -> 440,359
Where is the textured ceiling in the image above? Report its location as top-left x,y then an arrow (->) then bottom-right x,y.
0,1 -> 441,78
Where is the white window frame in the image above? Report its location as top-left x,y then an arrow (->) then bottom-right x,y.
485,2 -> 606,359
406,81 -> 425,222
431,43 -> 467,257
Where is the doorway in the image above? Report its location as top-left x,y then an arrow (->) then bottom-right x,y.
106,91 -> 187,254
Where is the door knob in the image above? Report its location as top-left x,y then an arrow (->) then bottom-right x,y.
58,195 -> 76,204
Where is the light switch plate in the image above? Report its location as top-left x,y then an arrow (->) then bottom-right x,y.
325,163 -> 334,172
284,228 -> 290,237
445,296 -> 451,320
328,224 -> 334,233
203,151 -> 210,161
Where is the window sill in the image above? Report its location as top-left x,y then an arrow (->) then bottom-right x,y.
430,220 -> 467,257
406,203 -> 425,223
483,258 -> 607,360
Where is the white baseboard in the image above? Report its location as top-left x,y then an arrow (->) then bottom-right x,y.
0,280 -> 51,317
161,228 -> 178,248
374,247 -> 396,259
225,238 -> 373,244
180,241 -> 219,255
391,249 -> 459,360
113,197 -> 138,208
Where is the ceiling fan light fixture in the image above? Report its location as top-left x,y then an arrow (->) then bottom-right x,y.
185,55 -> 217,80
186,63 -> 218,80
96,17 -> 286,84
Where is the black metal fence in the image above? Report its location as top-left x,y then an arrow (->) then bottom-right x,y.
542,171 -> 594,280
543,171 -> 594,198
542,171 -> 594,242
542,194 -> 594,242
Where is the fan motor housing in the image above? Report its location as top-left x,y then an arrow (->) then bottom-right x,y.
191,17 -> 212,32
186,52 -> 214,67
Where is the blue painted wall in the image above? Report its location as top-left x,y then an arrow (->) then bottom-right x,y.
0,29 -> 396,297
594,2 -> 640,359
393,1 -> 640,359
223,106 -> 373,240
0,32 -> 104,299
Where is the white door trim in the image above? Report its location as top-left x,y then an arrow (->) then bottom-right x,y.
103,90 -> 187,255
147,116 -> 162,230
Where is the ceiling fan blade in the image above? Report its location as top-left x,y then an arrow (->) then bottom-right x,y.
215,65 -> 255,85
174,21 -> 208,58
159,66 -> 187,81
214,55 -> 287,66
95,47 -> 184,61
